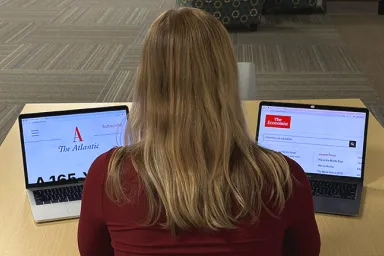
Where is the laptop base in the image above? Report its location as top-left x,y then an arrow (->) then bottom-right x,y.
27,187 -> 81,223
313,183 -> 363,216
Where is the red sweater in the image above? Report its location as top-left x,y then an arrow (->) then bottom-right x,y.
78,149 -> 321,256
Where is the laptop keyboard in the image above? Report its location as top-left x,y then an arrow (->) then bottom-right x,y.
309,179 -> 357,200
33,185 -> 83,205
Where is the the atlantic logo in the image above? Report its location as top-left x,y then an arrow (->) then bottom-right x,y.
58,127 -> 99,152
73,126 -> 83,142
265,115 -> 291,129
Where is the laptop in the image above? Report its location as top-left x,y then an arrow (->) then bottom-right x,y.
256,101 -> 369,216
18,105 -> 129,223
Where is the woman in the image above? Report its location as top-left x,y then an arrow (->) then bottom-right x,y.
78,7 -> 320,256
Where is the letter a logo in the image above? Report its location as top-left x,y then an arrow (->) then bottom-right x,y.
73,127 -> 83,142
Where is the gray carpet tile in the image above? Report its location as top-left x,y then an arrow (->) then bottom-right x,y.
0,103 -> 24,144
331,15 -> 384,102
255,73 -> 376,99
0,0 -> 383,146
237,27 -> 342,45
71,0 -> 174,9
0,22 -> 38,44
119,46 -> 140,70
51,7 -> 152,25
0,8 -> 62,22
96,69 -> 136,102
24,25 -> 143,44
0,44 -> 127,70
0,44 -> 19,62
0,70 -> 111,102
234,44 -> 361,73
0,0 -> 75,8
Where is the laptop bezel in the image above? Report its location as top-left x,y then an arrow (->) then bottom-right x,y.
255,101 -> 369,182
19,105 -> 129,189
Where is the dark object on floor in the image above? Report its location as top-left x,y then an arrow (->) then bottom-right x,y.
379,0 -> 384,14
176,0 -> 263,31
262,0 -> 327,14
250,23 -> 258,31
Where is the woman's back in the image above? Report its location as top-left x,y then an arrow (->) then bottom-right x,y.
78,7 -> 320,256
78,149 -> 320,256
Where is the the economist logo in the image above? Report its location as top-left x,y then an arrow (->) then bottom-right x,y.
265,115 -> 291,129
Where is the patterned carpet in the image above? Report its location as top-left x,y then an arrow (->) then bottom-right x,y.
0,0 -> 383,144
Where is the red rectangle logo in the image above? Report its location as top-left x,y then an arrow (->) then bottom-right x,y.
265,115 -> 291,129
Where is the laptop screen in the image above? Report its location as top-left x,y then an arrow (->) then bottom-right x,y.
20,108 -> 128,186
257,105 -> 367,178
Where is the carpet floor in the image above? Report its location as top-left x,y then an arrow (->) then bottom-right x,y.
0,0 -> 383,144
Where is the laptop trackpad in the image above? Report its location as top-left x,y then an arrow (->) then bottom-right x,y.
314,197 -> 360,216
32,204 -> 69,222
66,201 -> 81,217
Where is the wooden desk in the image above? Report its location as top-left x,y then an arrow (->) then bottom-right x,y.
0,99 -> 383,256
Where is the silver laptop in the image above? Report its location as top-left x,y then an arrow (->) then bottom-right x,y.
18,106 -> 128,223
256,101 -> 369,216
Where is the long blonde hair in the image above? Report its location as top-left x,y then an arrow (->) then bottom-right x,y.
106,7 -> 292,233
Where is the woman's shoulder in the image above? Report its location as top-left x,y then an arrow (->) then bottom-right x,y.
257,147 -> 308,187
281,155 -> 312,208
94,147 -> 117,163
282,155 -> 308,184
86,147 -> 134,184
90,147 -> 117,170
